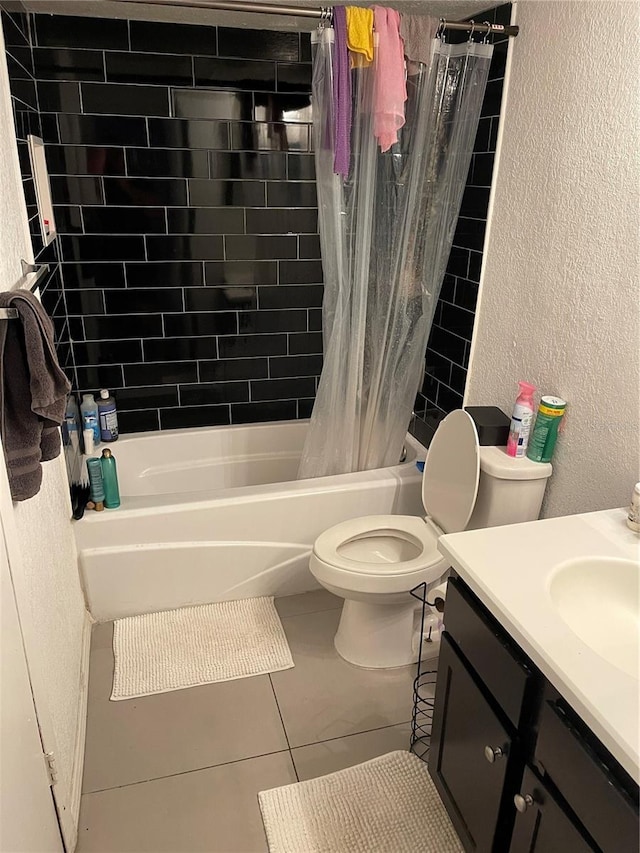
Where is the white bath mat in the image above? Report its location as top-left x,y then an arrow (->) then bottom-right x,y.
258,750 -> 463,853
111,597 -> 294,700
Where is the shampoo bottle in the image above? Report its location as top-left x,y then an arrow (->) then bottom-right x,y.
81,394 -> 101,446
506,381 -> 536,458
100,448 -> 120,509
98,389 -> 119,442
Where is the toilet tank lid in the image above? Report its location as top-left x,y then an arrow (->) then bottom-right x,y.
479,446 -> 553,480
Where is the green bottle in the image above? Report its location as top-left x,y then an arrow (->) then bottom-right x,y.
526,397 -> 567,463
100,448 -> 121,509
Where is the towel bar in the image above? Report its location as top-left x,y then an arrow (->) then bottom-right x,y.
0,261 -> 51,319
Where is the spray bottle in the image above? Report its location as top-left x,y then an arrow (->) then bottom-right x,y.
506,381 -> 536,458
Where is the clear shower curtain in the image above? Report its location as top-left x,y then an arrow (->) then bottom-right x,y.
298,28 -> 493,479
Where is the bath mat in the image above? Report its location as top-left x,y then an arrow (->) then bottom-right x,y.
258,750 -> 463,853
111,597 -> 294,700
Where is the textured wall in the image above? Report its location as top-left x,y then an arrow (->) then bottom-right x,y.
466,0 -> 640,517
12,455 -> 87,831
0,8 -> 87,837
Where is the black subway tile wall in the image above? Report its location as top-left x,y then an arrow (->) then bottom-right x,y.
27,12 -> 319,432
4,6 -> 509,443
411,3 -> 511,448
1,4 -> 75,387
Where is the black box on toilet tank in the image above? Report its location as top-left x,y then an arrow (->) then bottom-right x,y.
464,406 -> 510,446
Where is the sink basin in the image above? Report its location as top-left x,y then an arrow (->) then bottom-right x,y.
548,557 -> 639,679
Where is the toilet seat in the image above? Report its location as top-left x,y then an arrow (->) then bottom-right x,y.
313,515 -> 442,574
311,515 -> 449,595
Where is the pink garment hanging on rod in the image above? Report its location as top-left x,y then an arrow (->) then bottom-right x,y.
373,6 -> 407,152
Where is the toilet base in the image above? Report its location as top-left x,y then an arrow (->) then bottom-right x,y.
334,598 -> 417,668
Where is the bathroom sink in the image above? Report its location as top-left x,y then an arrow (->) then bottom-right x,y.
548,557 -> 640,679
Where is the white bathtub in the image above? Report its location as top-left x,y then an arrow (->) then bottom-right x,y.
75,420 -> 427,622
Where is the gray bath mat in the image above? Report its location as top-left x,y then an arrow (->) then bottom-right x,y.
111,596 -> 294,700
258,750 -> 463,852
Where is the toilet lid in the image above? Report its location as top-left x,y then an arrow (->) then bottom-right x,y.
422,409 -> 480,534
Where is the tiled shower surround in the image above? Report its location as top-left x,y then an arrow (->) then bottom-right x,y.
4,6 -> 509,438
1,5 -> 73,381
413,3 -> 511,446
31,13 -> 320,433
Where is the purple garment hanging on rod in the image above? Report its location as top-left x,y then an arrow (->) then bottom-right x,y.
332,6 -> 351,178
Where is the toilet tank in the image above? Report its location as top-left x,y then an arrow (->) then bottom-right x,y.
467,446 -> 553,530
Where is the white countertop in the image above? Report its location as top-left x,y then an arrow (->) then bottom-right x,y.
438,508 -> 640,782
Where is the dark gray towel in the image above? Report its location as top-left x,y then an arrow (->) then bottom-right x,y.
0,290 -> 71,501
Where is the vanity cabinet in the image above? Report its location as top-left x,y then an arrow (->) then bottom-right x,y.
429,577 -> 639,853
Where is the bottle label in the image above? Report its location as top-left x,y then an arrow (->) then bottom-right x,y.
509,405 -> 533,457
83,413 -> 100,441
538,404 -> 565,417
100,409 -> 119,439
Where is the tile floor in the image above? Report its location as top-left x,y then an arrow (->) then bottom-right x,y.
78,590 -> 417,852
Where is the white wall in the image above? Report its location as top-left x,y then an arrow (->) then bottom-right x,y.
466,0 -> 640,518
0,23 -> 89,849
1,513 -> 64,853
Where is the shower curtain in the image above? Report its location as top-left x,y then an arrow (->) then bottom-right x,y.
298,27 -> 493,479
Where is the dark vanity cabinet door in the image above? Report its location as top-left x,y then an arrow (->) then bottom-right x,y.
534,694 -> 639,853
431,577 -> 639,853
429,633 -> 514,852
510,767 -> 594,853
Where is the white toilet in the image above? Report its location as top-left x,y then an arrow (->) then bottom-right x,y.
309,409 -> 553,669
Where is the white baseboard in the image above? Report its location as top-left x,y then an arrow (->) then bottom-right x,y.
67,609 -> 92,850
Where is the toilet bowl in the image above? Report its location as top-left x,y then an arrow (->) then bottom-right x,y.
310,515 -> 448,668
309,409 -> 553,669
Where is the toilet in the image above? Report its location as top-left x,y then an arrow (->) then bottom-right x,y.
309,409 -> 553,669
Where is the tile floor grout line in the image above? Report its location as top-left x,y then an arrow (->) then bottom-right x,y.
290,719 -> 414,752
268,673 -> 299,782
82,746 -> 294,796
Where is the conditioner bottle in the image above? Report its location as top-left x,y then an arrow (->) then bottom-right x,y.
100,448 -> 120,509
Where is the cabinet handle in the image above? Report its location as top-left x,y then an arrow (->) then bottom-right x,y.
484,745 -> 504,763
514,793 -> 535,813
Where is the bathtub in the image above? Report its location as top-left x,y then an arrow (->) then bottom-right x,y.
75,420 -> 427,622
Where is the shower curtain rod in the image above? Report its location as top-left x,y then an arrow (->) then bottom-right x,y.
115,0 -> 520,36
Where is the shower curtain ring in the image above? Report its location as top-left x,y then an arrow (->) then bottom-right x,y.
467,20 -> 475,42
482,21 -> 492,43
436,18 -> 446,42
